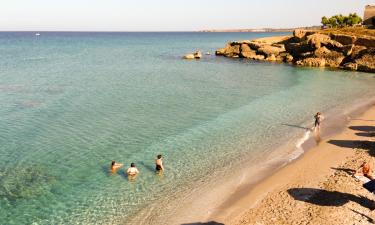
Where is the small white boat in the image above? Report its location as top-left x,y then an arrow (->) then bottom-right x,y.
35,33 -> 40,36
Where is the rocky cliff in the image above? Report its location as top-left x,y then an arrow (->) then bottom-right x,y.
215,29 -> 375,73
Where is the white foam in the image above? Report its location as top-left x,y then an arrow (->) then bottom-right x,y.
288,129 -> 311,162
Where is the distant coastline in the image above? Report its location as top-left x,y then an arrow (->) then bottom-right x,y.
199,26 -> 321,33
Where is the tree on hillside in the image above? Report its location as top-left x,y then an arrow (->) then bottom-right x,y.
321,13 -> 362,27
347,13 -> 362,26
321,16 -> 329,26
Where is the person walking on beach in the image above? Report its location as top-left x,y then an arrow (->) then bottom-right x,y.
314,112 -> 323,131
155,154 -> 164,172
110,160 -> 123,174
356,161 -> 374,180
127,162 -> 139,178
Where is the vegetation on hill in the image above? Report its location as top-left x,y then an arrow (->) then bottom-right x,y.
321,13 -> 362,27
320,27 -> 375,38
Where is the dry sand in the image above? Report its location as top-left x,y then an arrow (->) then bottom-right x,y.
208,104 -> 375,225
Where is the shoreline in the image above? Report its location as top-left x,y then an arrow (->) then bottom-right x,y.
126,96 -> 375,225
213,103 -> 375,224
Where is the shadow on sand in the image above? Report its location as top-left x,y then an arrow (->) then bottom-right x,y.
350,208 -> 375,224
287,188 -> 373,209
181,222 -> 224,225
327,140 -> 375,155
330,167 -> 356,175
356,132 -> 375,138
349,126 -> 375,132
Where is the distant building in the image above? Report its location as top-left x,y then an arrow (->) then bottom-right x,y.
363,5 -> 375,26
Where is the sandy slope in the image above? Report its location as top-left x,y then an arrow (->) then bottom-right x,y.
226,105 -> 375,225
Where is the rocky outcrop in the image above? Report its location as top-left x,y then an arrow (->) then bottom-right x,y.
215,29 -> 375,73
184,51 -> 202,59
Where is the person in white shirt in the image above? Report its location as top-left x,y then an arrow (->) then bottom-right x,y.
127,163 -> 139,177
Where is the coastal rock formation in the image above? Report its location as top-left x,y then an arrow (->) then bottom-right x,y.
215,29 -> 375,73
184,51 -> 202,59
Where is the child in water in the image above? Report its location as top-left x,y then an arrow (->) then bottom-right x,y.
110,161 -> 123,174
155,154 -> 164,172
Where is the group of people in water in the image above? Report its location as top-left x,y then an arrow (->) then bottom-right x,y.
110,154 -> 164,179
106,112 -> 374,182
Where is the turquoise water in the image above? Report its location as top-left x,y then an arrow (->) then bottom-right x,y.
0,32 -> 375,224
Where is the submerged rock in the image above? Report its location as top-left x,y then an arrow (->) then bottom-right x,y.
0,166 -> 56,201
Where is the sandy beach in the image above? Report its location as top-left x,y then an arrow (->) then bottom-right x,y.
205,104 -> 375,225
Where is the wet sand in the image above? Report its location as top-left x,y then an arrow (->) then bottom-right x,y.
216,104 -> 375,225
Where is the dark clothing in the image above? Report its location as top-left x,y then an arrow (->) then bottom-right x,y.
364,179 -> 375,193
314,115 -> 321,127
156,164 -> 162,171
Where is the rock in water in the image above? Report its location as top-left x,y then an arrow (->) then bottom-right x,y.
183,54 -> 195,59
194,51 -> 202,59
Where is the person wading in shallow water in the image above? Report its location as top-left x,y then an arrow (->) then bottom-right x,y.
127,162 -> 139,180
314,112 -> 323,131
155,154 -> 164,172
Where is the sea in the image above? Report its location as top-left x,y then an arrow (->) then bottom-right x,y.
0,32 -> 375,225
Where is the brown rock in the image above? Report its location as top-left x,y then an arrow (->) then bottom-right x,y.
250,54 -> 265,60
296,58 -> 326,67
241,51 -> 257,58
248,41 -> 263,50
257,45 -> 285,57
293,29 -> 307,40
285,54 -> 294,62
306,33 -> 331,49
314,46 -> 331,56
350,46 -> 367,59
340,44 -> 354,56
323,51 -> 345,67
215,43 -> 241,57
194,51 -> 202,59
343,62 -> 358,71
285,42 -> 315,57
306,33 -> 343,50
354,48 -> 375,73
330,34 -> 357,45
215,48 -> 226,56
266,54 -> 277,61
183,54 -> 195,59
355,37 -> 375,48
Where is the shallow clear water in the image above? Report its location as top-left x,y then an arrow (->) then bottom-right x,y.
0,32 -> 374,224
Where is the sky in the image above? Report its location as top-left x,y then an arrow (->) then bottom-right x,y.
0,0 -> 373,31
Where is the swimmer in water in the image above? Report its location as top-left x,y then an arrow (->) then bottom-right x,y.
127,162 -> 139,178
110,160 -> 123,174
155,154 -> 164,172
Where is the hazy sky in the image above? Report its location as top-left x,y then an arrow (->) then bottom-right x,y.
0,0 -> 373,31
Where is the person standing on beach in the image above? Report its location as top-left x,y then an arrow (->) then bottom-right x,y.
127,162 -> 139,178
314,112 -> 323,131
110,160 -> 123,174
155,154 -> 164,172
